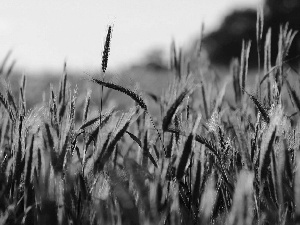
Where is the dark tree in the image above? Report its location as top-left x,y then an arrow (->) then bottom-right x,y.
203,0 -> 300,68
264,0 -> 300,64
265,0 -> 300,20
203,10 -> 257,67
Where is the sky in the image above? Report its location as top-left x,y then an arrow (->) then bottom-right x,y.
0,0 -> 262,74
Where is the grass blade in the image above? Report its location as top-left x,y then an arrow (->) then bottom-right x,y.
176,133 -> 194,180
162,87 -> 192,131
126,131 -> 142,148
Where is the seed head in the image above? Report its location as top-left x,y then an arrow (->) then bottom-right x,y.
102,25 -> 112,73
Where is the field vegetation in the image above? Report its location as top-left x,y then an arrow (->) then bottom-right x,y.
1,11 -> 300,225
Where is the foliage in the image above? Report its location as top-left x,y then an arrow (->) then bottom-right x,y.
202,0 -> 300,68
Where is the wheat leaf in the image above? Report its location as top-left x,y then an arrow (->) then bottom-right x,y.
125,131 -> 142,148
96,120 -> 131,172
295,154 -> 300,221
260,127 -> 276,182
25,135 -> 34,189
163,88 -> 191,131
177,133 -> 194,180
192,160 -> 201,201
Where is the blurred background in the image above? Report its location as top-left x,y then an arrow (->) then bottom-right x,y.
1,0 -> 300,113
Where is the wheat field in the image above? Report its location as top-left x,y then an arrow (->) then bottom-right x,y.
0,14 -> 300,225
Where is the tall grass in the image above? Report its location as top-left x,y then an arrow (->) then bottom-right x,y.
1,10 -> 300,225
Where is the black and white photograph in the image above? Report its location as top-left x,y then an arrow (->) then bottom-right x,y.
0,0 -> 300,224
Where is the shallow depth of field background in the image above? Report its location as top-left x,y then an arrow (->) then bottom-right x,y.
1,0 -> 300,114
0,0 -> 260,110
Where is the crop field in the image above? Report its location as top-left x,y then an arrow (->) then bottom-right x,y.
1,14 -> 300,225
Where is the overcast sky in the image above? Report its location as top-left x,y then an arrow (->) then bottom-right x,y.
0,0 -> 262,74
